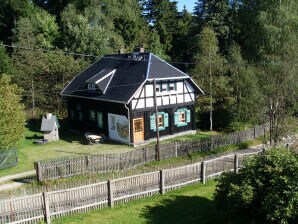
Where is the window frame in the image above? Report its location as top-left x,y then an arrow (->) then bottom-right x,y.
96,111 -> 104,128
89,110 -> 96,121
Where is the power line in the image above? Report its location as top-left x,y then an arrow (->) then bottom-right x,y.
2,43 -> 298,67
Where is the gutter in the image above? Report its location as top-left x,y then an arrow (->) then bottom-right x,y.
124,104 -> 131,145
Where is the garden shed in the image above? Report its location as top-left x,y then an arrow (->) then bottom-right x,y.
40,113 -> 59,141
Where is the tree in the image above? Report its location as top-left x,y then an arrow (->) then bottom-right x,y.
0,0 -> 34,44
194,0 -> 231,53
254,0 -> 298,143
12,7 -> 59,117
227,43 -> 264,129
0,75 -> 26,150
214,148 -> 298,224
142,0 -> 179,54
41,52 -> 87,115
170,6 -> 195,71
60,4 -> 124,57
0,44 -> 12,75
192,27 -> 232,130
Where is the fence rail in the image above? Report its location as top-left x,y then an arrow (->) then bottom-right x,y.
0,148 -> 18,170
0,149 -> 264,224
35,124 -> 269,181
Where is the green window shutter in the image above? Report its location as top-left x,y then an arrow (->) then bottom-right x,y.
174,112 -> 179,125
150,114 -> 156,131
186,110 -> 191,123
164,113 -> 169,127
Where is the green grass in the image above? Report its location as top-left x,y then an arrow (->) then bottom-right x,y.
0,120 -> 132,177
53,181 -> 220,224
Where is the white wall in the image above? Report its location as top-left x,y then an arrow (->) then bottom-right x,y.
131,80 -> 196,109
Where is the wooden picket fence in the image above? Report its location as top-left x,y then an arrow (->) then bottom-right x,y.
0,149 -> 263,224
35,124 -> 269,181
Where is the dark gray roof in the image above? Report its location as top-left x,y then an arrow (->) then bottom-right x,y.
41,115 -> 57,131
61,52 -> 203,103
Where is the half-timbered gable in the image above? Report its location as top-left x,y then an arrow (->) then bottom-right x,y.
61,49 -> 203,144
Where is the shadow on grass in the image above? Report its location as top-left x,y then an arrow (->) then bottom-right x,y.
142,195 -> 220,224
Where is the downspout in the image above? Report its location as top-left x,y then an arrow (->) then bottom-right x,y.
124,104 -> 131,145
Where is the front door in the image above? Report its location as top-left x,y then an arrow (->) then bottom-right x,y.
133,117 -> 144,143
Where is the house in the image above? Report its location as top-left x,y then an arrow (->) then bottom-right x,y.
40,113 -> 59,141
61,48 -> 204,144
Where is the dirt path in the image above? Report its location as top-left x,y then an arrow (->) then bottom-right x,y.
0,170 -> 35,184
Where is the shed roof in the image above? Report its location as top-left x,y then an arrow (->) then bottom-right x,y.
41,115 -> 58,132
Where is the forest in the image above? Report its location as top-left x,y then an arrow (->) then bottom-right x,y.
0,0 -> 297,142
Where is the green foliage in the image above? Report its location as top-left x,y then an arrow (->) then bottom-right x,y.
227,43 -> 264,125
194,0 -> 231,53
0,44 -> 12,74
192,27 -> 233,130
0,0 -> 34,44
214,148 -> 298,224
143,0 -> 178,54
12,8 -> 86,117
0,75 -> 26,150
61,4 -> 124,56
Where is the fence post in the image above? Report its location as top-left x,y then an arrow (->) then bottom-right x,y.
42,192 -> 51,224
85,155 -> 90,174
201,162 -> 206,184
35,162 -> 42,182
159,170 -> 165,195
175,142 -> 178,157
234,154 -> 238,173
107,180 -> 114,208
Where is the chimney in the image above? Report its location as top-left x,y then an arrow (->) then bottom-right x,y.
133,46 -> 144,53
46,113 -> 52,119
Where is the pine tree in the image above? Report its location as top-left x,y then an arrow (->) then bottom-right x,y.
194,0 -> 231,53
142,0 -> 179,54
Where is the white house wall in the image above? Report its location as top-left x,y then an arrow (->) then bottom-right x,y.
131,80 -> 196,110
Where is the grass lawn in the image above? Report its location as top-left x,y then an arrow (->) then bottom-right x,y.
53,181 -> 220,224
0,120 -> 132,177
0,119 -> 217,178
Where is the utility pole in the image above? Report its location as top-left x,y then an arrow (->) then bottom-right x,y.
153,79 -> 160,161
209,52 -> 213,131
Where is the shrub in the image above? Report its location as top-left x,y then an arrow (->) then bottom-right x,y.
214,148 -> 298,224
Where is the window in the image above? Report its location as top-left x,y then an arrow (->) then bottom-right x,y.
89,110 -> 96,121
150,112 -> 169,131
158,115 -> 164,127
134,119 -> 143,132
174,108 -> 191,127
69,110 -> 75,119
169,83 -> 176,91
88,83 -> 96,90
96,112 -> 103,128
78,112 -> 83,121
179,111 -> 186,123
155,86 -> 160,92
161,83 -> 168,92
76,103 -> 81,110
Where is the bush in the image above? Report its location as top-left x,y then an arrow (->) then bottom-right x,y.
0,74 -> 26,150
214,148 -> 298,224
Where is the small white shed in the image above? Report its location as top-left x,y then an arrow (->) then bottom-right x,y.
40,113 -> 59,141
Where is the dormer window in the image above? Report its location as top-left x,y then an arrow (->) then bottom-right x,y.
88,83 -> 96,90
